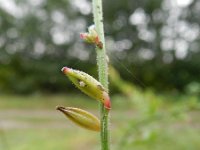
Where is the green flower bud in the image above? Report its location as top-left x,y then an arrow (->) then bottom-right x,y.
56,106 -> 100,131
62,67 -> 111,110
80,25 -> 103,49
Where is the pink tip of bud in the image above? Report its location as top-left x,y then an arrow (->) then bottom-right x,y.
104,97 -> 111,110
61,67 -> 70,74
103,92 -> 111,110
80,33 -> 87,39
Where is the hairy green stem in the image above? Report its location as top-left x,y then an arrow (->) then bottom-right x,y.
92,0 -> 110,150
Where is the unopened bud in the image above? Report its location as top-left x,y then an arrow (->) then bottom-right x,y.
62,67 -> 111,110
80,25 -> 103,49
56,106 -> 100,131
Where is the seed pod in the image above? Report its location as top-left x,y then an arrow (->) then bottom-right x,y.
62,67 -> 111,110
56,106 -> 100,131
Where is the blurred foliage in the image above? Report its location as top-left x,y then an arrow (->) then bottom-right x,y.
115,83 -> 200,150
0,0 -> 200,94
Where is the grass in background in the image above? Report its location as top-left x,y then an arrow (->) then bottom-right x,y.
0,94 -> 98,109
0,93 -> 200,150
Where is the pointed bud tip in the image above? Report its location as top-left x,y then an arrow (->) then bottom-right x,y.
56,106 -> 62,110
56,106 -> 68,114
61,67 -> 70,74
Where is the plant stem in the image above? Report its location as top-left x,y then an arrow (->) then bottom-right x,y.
92,0 -> 110,150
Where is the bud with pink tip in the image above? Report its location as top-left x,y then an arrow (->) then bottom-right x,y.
80,25 -> 103,49
62,67 -> 111,110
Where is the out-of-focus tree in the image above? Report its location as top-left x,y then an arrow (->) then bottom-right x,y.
0,0 -> 199,94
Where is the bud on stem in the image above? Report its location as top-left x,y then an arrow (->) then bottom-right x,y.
62,67 -> 111,110
56,106 -> 100,131
80,25 -> 103,49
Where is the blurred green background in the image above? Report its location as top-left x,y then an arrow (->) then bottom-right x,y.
0,0 -> 200,149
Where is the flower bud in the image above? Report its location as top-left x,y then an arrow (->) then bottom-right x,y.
62,67 -> 111,110
56,106 -> 100,131
80,25 -> 103,49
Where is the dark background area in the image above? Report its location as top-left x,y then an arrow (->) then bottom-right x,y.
0,0 -> 199,95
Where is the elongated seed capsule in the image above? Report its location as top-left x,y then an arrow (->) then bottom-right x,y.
56,106 -> 100,132
62,67 -> 111,110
